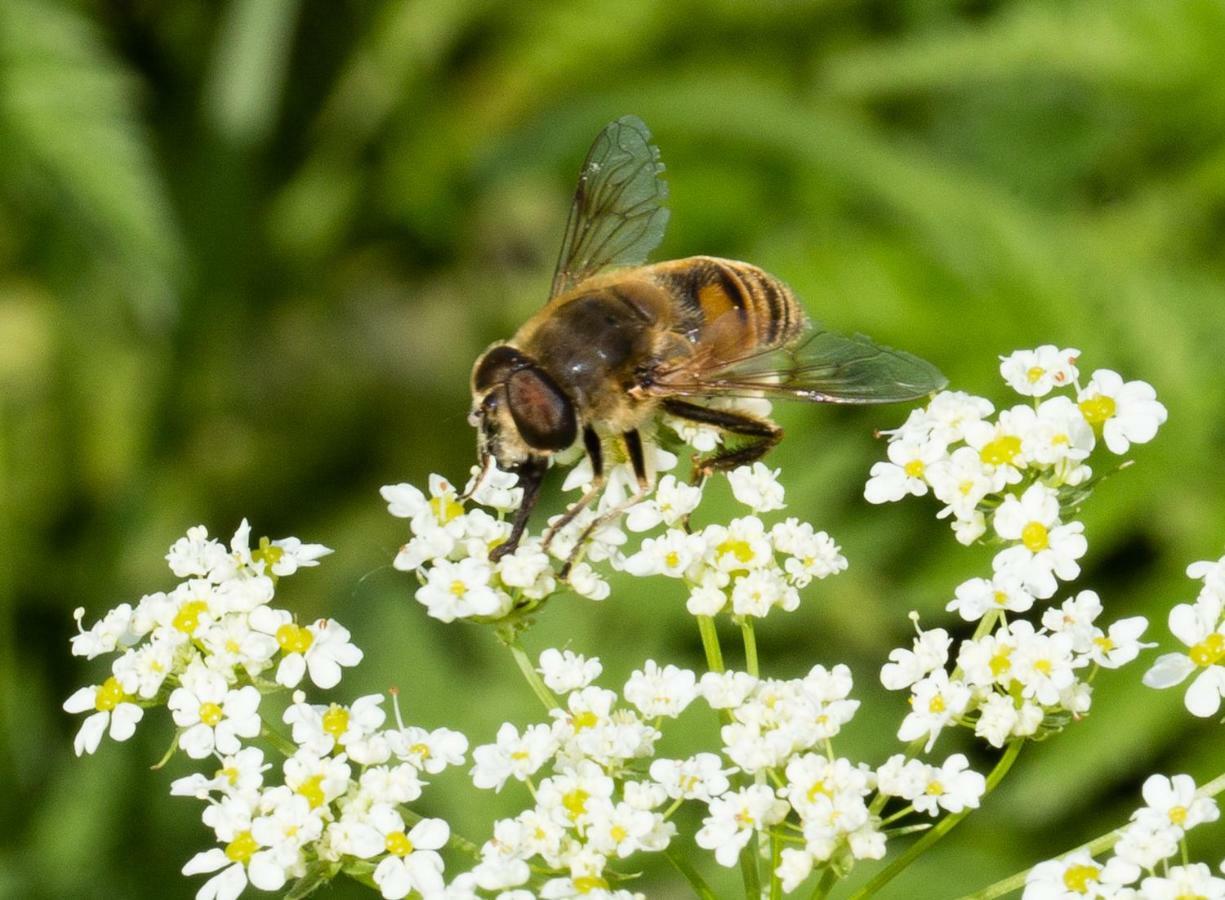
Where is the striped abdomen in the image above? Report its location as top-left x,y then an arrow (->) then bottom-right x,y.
649,256 -> 806,362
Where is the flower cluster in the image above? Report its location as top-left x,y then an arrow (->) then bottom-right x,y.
387,458 -> 847,625
1024,773 -> 1223,899
868,350 -> 1164,750
885,591 -> 1151,749
1144,553 -> 1225,717
65,521 -> 341,756
65,523 -> 479,900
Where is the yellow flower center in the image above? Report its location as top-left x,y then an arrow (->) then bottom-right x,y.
1168,805 -> 1188,825
251,536 -> 284,571
993,590 -> 1010,607
384,831 -> 414,857
664,551 -> 681,568
95,676 -> 126,712
410,742 -> 431,760
199,702 -> 225,727
989,647 -> 1013,677
904,459 -> 926,478
572,711 -> 599,731
926,780 -> 945,796
562,789 -> 589,820
928,694 -> 946,714
275,622 -> 314,654
220,765 -> 240,786
574,875 -> 609,894
449,580 -> 467,597
980,435 -> 1022,466
296,774 -> 326,809
807,780 -> 831,803
1021,522 -> 1050,552
1034,659 -> 1052,676
173,600 -> 210,635
610,825 -> 628,843
1062,863 -> 1100,893
1026,366 -> 1046,383
1189,633 -> 1225,667
430,495 -> 464,523
225,831 -> 259,863
1093,636 -> 1115,652
322,705 -> 349,739
959,480 -> 975,496
1078,395 -> 1116,426
716,539 -> 755,564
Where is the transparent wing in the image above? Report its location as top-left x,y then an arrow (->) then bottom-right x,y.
655,325 -> 948,404
549,115 -> 670,299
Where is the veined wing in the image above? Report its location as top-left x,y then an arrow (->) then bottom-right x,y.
549,115 -> 670,299
654,326 -> 947,404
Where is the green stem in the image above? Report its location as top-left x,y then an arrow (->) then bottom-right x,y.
740,835 -> 762,900
498,627 -> 561,712
957,768 -> 1225,900
697,615 -> 725,673
770,830 -> 783,900
741,617 -> 759,678
261,717 -> 298,757
809,866 -> 839,900
665,845 -> 718,900
849,738 -> 1024,900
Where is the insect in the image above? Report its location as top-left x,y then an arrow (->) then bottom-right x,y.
469,115 -> 946,563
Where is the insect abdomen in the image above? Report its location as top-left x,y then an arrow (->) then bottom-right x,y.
653,256 -> 805,353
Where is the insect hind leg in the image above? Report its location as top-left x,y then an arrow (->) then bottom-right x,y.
662,398 -> 782,479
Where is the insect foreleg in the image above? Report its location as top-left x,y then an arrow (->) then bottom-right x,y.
490,456 -> 548,562
661,398 -> 782,479
542,427 -> 605,553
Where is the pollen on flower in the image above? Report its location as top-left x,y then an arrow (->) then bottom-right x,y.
1062,863 -> 1099,893
989,648 -> 1012,677
199,702 -> 224,727
322,705 -> 349,739
251,536 -> 284,571
173,600 -> 209,634
95,676 -> 126,712
716,538 -> 754,564
1026,366 -> 1045,383
1188,633 -> 1224,667
979,435 -> 1022,466
925,780 -> 945,796
1021,522 -> 1050,552
296,774 -> 326,808
275,622 -> 314,654
929,695 -> 946,713
224,831 -> 258,863
562,788 -> 589,819
1168,805 -> 1188,825
572,711 -> 599,731
1078,395 -> 1116,426
904,459 -> 926,478
430,495 -> 464,524
385,831 -> 414,857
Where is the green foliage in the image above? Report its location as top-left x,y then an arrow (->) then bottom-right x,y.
4,0 -> 1224,896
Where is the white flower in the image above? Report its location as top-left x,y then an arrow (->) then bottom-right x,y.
728,462 -> 786,512
1077,369 -> 1167,454
624,475 -> 702,532
927,446 -> 995,522
1023,849 -> 1136,900
172,747 -> 269,799
70,604 -> 137,659
257,536 -> 332,577
730,567 -> 796,617
249,610 -> 363,689
897,671 -> 971,751
920,391 -> 996,444
1143,595 -> 1225,717
538,649 -> 602,694
880,625 -> 951,690
695,785 -> 788,867
912,754 -> 985,816
992,484 -> 1087,599
471,723 -> 557,791
947,574 -> 1035,622
416,557 -> 509,622
387,725 -> 468,774
464,462 -> 523,512
168,668 -> 261,759
864,436 -> 945,504
770,519 -> 847,587
1000,345 -> 1079,397
369,808 -> 449,899
965,407 -> 1033,486
1135,773 -> 1219,834
182,833 -> 284,899
622,529 -> 705,578
649,753 -> 733,802
62,677 -> 144,756
699,671 -> 759,709
1086,616 -> 1152,669
1139,864 -> 1225,900
566,562 -> 611,601
623,661 -> 698,719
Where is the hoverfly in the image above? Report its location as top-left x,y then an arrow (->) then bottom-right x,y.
469,116 -> 946,562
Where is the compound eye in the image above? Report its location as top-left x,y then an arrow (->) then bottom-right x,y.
473,345 -> 530,391
506,366 -> 577,452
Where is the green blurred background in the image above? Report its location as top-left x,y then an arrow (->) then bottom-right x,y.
4,0 -> 1225,896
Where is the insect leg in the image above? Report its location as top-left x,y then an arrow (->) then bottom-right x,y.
661,398 -> 782,478
560,429 -> 652,579
541,427 -> 605,553
490,456 -> 548,562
